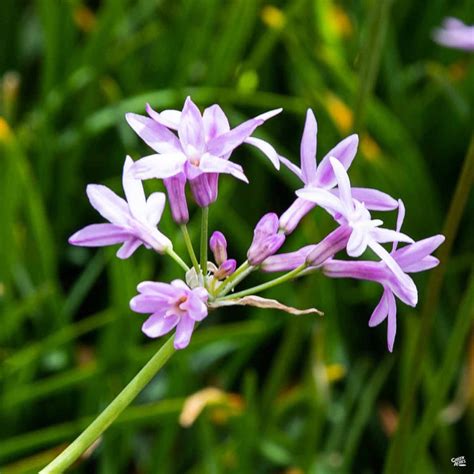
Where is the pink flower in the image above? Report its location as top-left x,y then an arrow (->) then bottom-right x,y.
126,97 -> 281,207
130,280 -> 209,350
433,17 -> 474,51
69,156 -> 171,258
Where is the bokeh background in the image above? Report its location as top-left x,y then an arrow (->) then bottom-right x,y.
0,1 -> 473,473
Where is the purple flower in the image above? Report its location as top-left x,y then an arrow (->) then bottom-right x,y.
323,201 -> 445,351
69,156 -> 171,258
247,213 -> 285,266
433,17 -> 474,51
214,258 -> 237,280
126,97 -> 281,207
297,157 -> 413,287
130,280 -> 209,350
279,109 -> 397,234
163,172 -> 189,224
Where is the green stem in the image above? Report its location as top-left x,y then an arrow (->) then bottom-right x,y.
217,264 -> 307,301
384,135 -> 474,474
200,207 -> 209,279
353,0 -> 393,132
165,248 -> 190,273
181,225 -> 200,276
40,337 -> 175,473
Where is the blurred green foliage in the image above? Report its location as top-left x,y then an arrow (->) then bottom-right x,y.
0,0 -> 473,473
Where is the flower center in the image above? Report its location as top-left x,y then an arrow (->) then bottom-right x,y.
186,145 -> 201,166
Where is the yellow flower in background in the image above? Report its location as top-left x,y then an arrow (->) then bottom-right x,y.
261,5 -> 286,30
325,93 -> 354,133
0,117 -> 12,143
361,134 -> 382,161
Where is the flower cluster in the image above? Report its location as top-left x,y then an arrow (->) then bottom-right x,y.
70,97 -> 443,351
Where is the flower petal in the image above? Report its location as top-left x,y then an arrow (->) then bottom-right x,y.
116,238 -> 142,259
244,137 -> 280,169
142,314 -> 179,338
131,153 -> 187,179
123,156 -> 147,221
314,134 -> 358,188
392,235 -> 445,270
345,188 -> 398,212
368,291 -> 389,327
347,228 -> 369,257
146,192 -> 167,226
300,109 -> 318,184
392,199 -> 405,252
402,256 -> 440,273
279,155 -> 303,180
174,317 -> 195,349
86,184 -> 130,226
202,104 -> 230,140
329,157 -> 353,214
206,118 -> 264,156
178,97 -> 205,152
371,228 -> 414,245
296,187 -> 345,215
198,154 -> 248,183
386,291 -> 397,352
146,103 -> 181,129
69,223 -> 130,247
125,113 -> 181,153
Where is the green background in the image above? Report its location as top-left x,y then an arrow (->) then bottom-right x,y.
0,0 -> 473,473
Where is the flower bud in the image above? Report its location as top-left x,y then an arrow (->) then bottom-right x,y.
279,198 -> 315,235
164,173 -> 189,224
306,225 -> 351,266
254,212 -> 279,238
247,234 -> 285,266
210,231 -> 228,266
214,259 -> 237,279
189,174 -> 218,207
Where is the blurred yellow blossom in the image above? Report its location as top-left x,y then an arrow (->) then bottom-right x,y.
325,93 -> 354,133
261,5 -> 286,30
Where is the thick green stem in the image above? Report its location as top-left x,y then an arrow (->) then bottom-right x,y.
218,264 -> 307,301
181,225 -> 200,276
40,337 -> 175,473
165,248 -> 190,273
200,207 -> 209,279
384,135 -> 474,474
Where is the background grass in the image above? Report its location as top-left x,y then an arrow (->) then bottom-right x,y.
0,1 -> 473,473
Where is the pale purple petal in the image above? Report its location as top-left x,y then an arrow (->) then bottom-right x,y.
433,18 -> 474,51
202,104 -> 230,140
253,108 -> 282,121
392,199 -> 405,252
142,314 -> 179,338
306,225 -> 352,266
322,259 -> 385,282
393,235 -> 444,268
164,173 -> 189,224
368,292 -> 389,327
86,184 -> 130,226
300,109 -> 318,184
188,174 -> 215,207
69,223 -> 130,247
137,281 -> 179,297
123,156 -> 146,221
130,294 -> 170,313
296,187 -> 345,215
314,134 -> 358,188
347,228 -> 369,257
402,256 -> 440,273
279,155 -> 303,180
131,153 -> 187,179
198,154 -> 248,183
345,188 -> 398,212
386,291 -> 397,352
244,137 -> 280,169
179,97 -> 205,152
174,317 -> 195,349
171,279 -> 190,291
125,113 -> 181,153
146,103 -> 181,129
182,293 -> 208,321
206,118 -> 264,156
329,157 -> 353,214
371,228 -> 414,245
146,192 -> 166,226
116,238 -> 142,259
